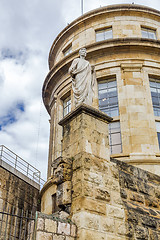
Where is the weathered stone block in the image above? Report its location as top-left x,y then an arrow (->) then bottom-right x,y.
45,219 -> 57,233
36,231 -> 52,240
155,188 -> 160,199
119,171 -> 137,191
145,196 -> 159,208
53,159 -> 72,184
52,235 -> 65,240
100,217 -> 114,232
135,226 -> 148,240
84,170 -> 103,185
78,228 -> 106,240
37,218 -> 44,231
115,220 -> 127,236
72,182 -> 82,198
129,192 -> 144,204
57,181 -> 71,206
137,181 -> 155,196
111,191 -> 123,205
83,182 -> 94,198
95,188 -> 110,202
65,236 -> 75,240
141,215 -> 157,228
149,229 -> 159,240
71,224 -> 77,237
120,189 -> 127,199
72,197 -> 106,215
58,222 -> 71,235
108,206 -> 125,219
83,213 -> 100,230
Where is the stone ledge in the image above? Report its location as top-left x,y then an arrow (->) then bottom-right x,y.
36,212 -> 75,224
49,4 -> 160,68
111,157 -> 160,181
59,104 -> 113,127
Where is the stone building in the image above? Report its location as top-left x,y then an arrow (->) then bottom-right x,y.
40,4 -> 160,240
0,145 -> 40,239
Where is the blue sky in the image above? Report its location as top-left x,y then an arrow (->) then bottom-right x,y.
0,0 -> 160,182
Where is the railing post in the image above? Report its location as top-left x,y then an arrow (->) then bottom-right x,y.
15,155 -> 17,169
0,145 -> 3,158
27,163 -> 29,177
39,172 -> 41,185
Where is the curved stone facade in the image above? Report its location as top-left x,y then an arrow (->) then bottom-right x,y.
42,4 -> 160,214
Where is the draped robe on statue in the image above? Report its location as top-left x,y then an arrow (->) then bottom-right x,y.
69,58 -> 95,107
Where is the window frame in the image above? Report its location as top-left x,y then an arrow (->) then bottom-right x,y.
98,76 -> 122,155
149,76 -> 160,117
98,76 -> 119,118
109,121 -> 122,155
63,95 -> 71,117
141,26 -> 157,40
63,44 -> 72,57
95,27 -> 113,42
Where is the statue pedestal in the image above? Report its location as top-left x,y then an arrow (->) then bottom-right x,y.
59,104 -> 112,239
59,103 -> 112,160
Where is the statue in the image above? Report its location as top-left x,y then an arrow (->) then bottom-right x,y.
69,48 -> 96,107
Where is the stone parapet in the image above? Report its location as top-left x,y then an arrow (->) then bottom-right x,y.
111,158 -> 160,239
32,212 -> 77,240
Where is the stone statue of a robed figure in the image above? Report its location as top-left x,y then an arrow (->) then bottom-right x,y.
69,48 -> 96,107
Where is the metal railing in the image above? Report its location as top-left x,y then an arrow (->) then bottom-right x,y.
0,145 -> 45,189
0,206 -> 35,240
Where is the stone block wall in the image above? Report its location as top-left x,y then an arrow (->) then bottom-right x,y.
41,153 -> 160,240
112,158 -> 160,239
0,163 -> 40,239
41,105 -> 160,239
0,164 -> 39,212
71,152 -> 128,240
32,212 -> 77,240
71,154 -> 160,239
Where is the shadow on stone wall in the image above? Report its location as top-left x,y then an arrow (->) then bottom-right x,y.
111,158 -> 160,240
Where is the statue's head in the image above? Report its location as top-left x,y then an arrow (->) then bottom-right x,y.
79,48 -> 87,58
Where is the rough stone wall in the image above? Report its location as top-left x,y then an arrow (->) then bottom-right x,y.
0,164 -> 40,239
71,154 -> 160,239
0,166 -> 39,212
41,154 -> 160,239
71,152 -> 127,240
32,212 -> 77,240
112,158 -> 160,239
57,105 -> 160,239
41,105 -> 160,239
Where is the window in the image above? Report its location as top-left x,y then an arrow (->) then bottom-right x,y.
63,45 -> 72,57
52,194 -> 59,213
141,27 -> 156,40
150,78 -> 160,116
109,122 -> 122,154
98,77 -> 122,154
96,28 -> 112,42
98,78 -> 119,117
156,122 -> 160,149
63,96 -> 71,116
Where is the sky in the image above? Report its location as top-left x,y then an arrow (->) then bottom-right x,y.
0,0 -> 160,183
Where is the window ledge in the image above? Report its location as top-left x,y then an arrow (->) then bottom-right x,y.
155,116 -> 160,122
110,153 -> 129,158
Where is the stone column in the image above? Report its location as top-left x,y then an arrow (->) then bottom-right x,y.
119,63 -> 159,156
59,104 -> 112,239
